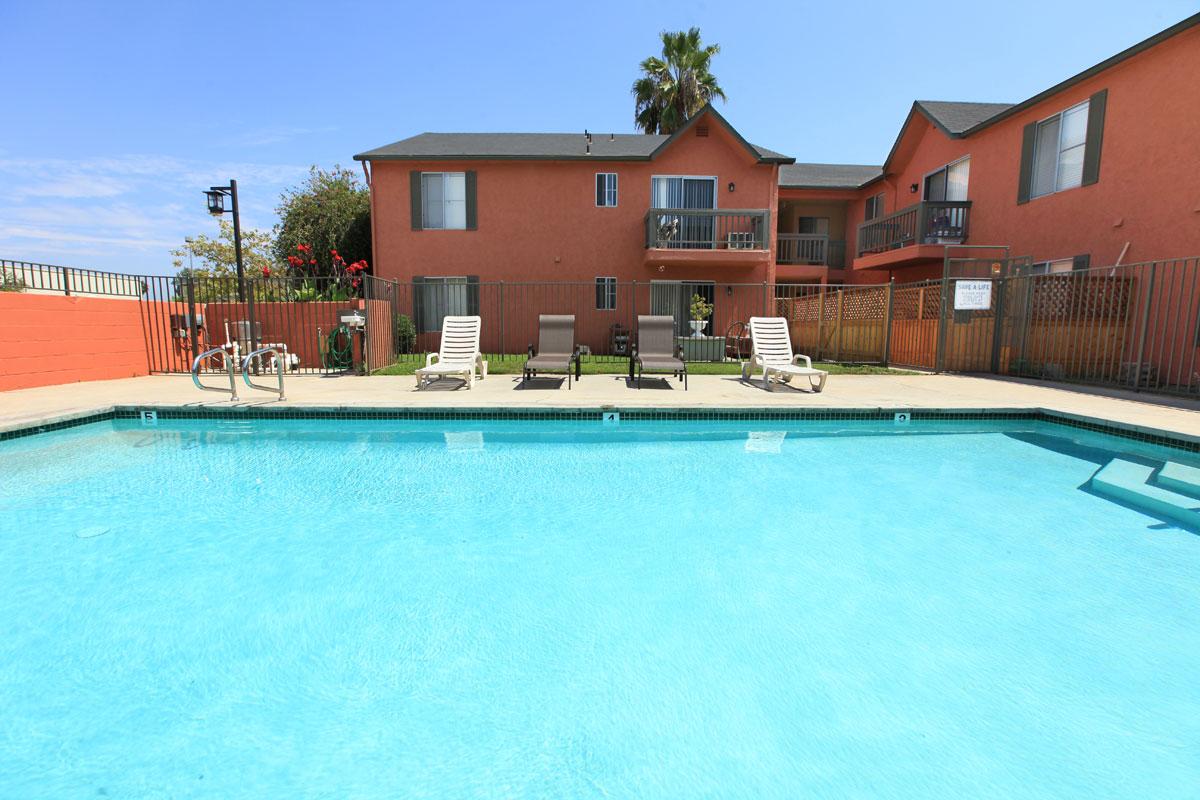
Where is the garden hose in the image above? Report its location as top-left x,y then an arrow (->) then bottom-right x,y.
322,323 -> 355,370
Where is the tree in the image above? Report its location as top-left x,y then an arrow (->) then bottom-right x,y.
171,219 -> 274,281
273,166 -> 371,280
632,28 -> 726,135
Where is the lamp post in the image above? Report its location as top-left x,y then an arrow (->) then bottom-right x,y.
203,179 -> 245,301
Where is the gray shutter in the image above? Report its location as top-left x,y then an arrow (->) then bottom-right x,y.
1017,121 -> 1037,205
466,275 -> 480,315
465,171 -> 477,230
410,171 -> 423,230
1072,254 -> 1091,271
411,276 -> 426,332
1081,89 -> 1107,187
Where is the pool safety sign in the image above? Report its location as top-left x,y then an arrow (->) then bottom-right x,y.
954,280 -> 993,311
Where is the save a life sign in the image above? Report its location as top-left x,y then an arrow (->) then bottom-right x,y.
954,280 -> 993,311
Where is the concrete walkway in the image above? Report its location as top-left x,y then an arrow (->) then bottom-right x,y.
2,372 -> 1197,442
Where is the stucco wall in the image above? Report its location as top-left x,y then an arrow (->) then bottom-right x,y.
368,111 -> 781,288
837,23 -> 1200,280
0,293 -> 150,391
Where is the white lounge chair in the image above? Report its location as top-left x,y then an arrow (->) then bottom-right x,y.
415,315 -> 487,389
742,316 -> 828,392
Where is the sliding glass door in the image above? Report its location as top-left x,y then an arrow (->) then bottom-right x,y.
651,176 -> 717,249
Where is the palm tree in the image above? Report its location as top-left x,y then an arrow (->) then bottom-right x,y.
632,28 -> 726,134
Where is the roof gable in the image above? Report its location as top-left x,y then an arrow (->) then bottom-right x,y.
648,104 -> 792,164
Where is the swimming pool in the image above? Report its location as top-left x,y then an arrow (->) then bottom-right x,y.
1,415 -> 1197,798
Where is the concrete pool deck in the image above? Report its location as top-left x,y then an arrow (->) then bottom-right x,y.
1,372 -> 1197,444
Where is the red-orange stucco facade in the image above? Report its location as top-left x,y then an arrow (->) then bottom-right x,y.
357,15 -> 1200,291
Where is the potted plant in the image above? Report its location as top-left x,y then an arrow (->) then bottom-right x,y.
689,293 -> 713,338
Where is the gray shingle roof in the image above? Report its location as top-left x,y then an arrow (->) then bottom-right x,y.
779,163 -> 882,189
914,101 -> 1014,135
355,132 -> 790,162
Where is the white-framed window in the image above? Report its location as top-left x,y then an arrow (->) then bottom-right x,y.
595,277 -> 617,310
923,157 -> 970,202
595,173 -> 618,207
421,172 -> 467,229
650,175 -> 717,209
1031,100 -> 1089,198
865,192 -> 885,221
1029,259 -> 1074,276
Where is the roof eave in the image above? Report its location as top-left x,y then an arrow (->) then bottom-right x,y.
961,11 -> 1200,135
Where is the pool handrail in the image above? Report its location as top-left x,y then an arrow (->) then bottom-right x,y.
241,345 -> 287,401
191,343 -> 240,401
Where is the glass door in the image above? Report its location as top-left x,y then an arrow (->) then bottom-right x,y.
652,177 -> 717,248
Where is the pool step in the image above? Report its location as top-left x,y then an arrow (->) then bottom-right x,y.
1091,459 -> 1200,531
1158,461 -> 1200,500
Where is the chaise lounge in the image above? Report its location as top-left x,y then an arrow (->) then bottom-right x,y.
743,316 -> 828,392
523,315 -> 580,389
415,315 -> 487,389
629,315 -> 687,390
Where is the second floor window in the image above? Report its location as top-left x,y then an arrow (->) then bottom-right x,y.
1032,101 -> 1088,198
596,173 -> 618,207
924,157 -> 970,202
865,193 -> 885,221
421,172 -> 467,229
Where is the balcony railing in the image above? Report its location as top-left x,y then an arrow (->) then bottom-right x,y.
645,208 -> 770,250
856,200 -> 972,257
776,234 -> 847,268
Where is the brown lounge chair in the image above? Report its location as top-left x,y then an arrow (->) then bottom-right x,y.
629,315 -> 687,390
523,314 -> 580,389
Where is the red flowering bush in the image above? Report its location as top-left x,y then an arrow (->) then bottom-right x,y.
279,243 -> 369,299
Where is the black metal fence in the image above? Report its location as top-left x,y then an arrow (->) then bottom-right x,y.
138,274 -> 369,376
3,255 -> 1197,396
1,258 -> 145,297
362,277 -> 781,370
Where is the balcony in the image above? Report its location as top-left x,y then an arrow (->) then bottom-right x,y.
643,208 -> 771,269
854,201 -> 972,269
776,234 -> 847,269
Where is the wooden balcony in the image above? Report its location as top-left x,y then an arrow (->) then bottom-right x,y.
776,234 -> 847,268
856,201 -> 972,258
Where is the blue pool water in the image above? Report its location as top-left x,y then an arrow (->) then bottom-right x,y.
1,417 -> 1198,799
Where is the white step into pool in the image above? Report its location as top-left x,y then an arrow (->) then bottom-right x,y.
1091,459 -> 1200,531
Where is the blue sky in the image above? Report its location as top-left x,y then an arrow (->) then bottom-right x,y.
0,0 -> 1193,275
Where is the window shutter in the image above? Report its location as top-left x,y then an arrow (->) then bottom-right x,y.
466,275 -> 480,315
1017,121 -> 1037,205
1072,254 -> 1091,271
411,276 -> 426,332
1082,89 -> 1107,186
410,171 -> 423,230
465,171 -> 477,230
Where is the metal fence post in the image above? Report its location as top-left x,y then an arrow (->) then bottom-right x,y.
815,290 -> 825,361
935,276 -> 950,372
762,281 -> 768,317
989,276 -> 1006,374
882,279 -> 895,366
499,281 -> 505,356
834,289 -> 844,362
245,280 -> 259,374
1132,261 -> 1158,390
185,278 -> 199,366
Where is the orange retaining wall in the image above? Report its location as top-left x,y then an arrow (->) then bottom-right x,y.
0,293 -> 152,391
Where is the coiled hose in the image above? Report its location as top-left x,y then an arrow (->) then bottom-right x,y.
322,323 -> 354,370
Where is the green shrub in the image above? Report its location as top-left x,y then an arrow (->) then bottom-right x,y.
394,313 -> 417,354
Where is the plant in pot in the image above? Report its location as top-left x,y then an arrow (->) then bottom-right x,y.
689,293 -> 713,338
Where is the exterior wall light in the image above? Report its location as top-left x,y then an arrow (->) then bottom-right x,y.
728,181 -> 735,193
909,183 -> 919,193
